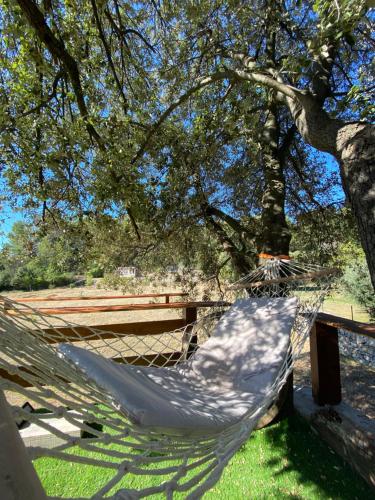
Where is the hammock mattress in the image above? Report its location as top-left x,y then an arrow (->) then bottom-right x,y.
58,297 -> 298,436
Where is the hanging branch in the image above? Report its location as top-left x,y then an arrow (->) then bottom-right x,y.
105,9 -> 156,54
90,0 -> 129,113
21,68 -> 64,117
131,70 -> 234,165
15,0 -> 104,148
13,0 -> 146,240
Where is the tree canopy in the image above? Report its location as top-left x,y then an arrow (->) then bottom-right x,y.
0,0 -> 374,285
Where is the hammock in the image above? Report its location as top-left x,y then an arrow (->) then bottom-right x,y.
0,259 -> 336,499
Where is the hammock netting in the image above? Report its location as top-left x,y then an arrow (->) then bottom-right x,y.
0,259 -> 337,499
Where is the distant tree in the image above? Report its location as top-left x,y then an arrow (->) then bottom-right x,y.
342,260 -> 375,320
290,206 -> 363,267
0,222 -> 81,290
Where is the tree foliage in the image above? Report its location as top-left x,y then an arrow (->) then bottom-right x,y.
342,260 -> 375,320
0,222 -> 79,289
0,0 -> 374,285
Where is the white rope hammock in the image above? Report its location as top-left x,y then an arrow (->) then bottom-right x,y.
0,259 -> 337,499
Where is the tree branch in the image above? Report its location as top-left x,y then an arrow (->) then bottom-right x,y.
204,205 -> 255,239
309,42 -> 336,103
15,0 -> 104,148
21,68 -> 64,117
131,70 -> 233,164
127,206 -> 141,241
222,49 -> 300,99
104,8 -> 155,53
278,124 -> 297,167
91,0 -> 128,113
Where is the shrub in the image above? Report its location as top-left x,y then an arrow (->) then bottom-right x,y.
4,262 -> 75,291
0,269 -> 13,291
342,260 -> 375,321
11,266 -> 41,291
99,274 -> 139,293
86,263 -> 104,278
85,273 -> 94,286
48,272 -> 75,288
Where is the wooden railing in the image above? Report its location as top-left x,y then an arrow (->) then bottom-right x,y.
4,291 -> 188,305
310,312 -> 375,406
0,295 -> 230,385
4,301 -> 218,317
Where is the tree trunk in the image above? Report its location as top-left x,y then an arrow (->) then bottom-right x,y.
259,101 -> 291,256
337,123 -> 375,289
206,215 -> 251,276
287,95 -> 375,289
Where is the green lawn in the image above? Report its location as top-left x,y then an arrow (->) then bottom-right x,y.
34,414 -> 372,499
322,293 -> 370,323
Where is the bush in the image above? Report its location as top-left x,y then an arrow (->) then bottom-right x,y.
99,273 -> 159,294
11,266 -> 44,291
45,272 -> 75,288
86,263 -> 104,278
0,269 -> 13,291
342,260 -> 375,320
85,273 -> 94,286
3,262 -> 75,291
98,273 -> 141,293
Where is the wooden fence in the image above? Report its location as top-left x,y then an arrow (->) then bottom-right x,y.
3,291 -> 188,306
0,294 -> 230,383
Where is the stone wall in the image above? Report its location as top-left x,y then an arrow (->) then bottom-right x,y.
339,329 -> 375,367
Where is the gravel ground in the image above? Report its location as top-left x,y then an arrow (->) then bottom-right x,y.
294,351 -> 375,420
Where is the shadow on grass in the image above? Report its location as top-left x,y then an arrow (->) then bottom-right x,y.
262,413 -> 372,500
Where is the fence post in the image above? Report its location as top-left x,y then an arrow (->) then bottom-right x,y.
184,306 -> 198,358
310,321 -> 342,405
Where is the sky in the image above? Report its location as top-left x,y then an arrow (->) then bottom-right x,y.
0,203 -> 26,246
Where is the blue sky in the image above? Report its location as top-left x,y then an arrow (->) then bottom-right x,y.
0,203 -> 26,245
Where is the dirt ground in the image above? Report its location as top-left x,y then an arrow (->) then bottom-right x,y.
2,285 -> 374,420
3,285 -> 187,326
294,350 -> 375,420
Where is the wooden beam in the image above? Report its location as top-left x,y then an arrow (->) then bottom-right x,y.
6,301 -> 228,316
295,387 -> 375,489
41,319 -> 187,343
0,367 -> 36,388
113,351 -> 182,367
316,312 -> 375,339
184,307 -> 198,358
5,292 -> 188,303
310,322 -> 341,406
256,372 -> 294,429
229,268 -> 339,290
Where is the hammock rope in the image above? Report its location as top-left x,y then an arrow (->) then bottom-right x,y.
0,259 -> 337,499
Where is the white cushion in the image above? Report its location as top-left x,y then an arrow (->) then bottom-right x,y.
58,297 -> 298,436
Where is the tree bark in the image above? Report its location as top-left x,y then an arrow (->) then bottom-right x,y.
205,215 -> 251,276
337,123 -> 375,289
287,95 -> 375,288
258,101 -> 291,256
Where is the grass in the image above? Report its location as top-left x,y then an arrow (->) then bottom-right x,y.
323,292 -> 370,323
34,414 -> 373,499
